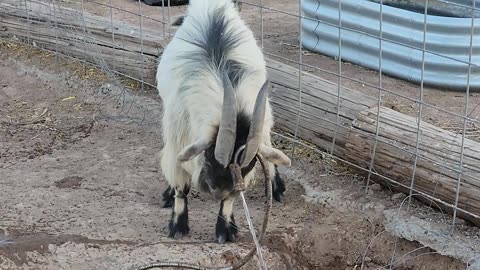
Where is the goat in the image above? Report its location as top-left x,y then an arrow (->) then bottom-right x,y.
156,0 -> 291,243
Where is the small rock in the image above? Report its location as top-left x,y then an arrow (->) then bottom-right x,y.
358,197 -> 369,204
55,176 -> 83,189
364,256 -> 372,262
391,193 -> 407,202
370,183 -> 382,191
455,217 -> 466,226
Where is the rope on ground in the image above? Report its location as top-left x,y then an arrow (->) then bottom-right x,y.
128,154 -> 274,270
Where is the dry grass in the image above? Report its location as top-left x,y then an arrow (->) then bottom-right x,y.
271,130 -> 354,176
0,39 -> 146,92
442,122 -> 480,141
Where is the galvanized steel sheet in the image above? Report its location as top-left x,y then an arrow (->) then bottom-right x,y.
301,0 -> 480,91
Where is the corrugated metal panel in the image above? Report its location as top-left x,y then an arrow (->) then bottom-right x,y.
368,0 -> 480,18
301,0 -> 480,91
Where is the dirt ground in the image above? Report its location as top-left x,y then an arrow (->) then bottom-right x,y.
1,38 -> 479,270
1,0 -> 480,269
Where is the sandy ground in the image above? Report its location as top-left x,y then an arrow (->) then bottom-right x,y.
1,39 -> 479,270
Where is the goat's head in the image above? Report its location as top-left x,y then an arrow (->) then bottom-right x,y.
176,73 -> 291,200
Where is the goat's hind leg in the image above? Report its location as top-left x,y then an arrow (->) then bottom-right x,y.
161,186 -> 175,208
216,194 -> 238,243
157,148 -> 175,209
272,165 -> 286,202
168,185 -> 190,238
264,164 -> 286,202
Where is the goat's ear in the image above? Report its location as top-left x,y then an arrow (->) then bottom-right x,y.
259,145 -> 291,167
177,141 -> 210,162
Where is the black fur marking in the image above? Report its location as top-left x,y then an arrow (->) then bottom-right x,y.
215,200 -> 238,243
141,0 -> 188,6
199,112 -> 257,196
167,186 -> 190,238
272,165 -> 286,202
171,16 -> 185,26
176,5 -> 249,89
161,186 -> 175,208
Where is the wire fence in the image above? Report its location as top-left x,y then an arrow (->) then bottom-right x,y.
1,0 -> 480,268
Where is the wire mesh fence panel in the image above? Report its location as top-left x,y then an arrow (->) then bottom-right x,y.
1,0 -> 480,268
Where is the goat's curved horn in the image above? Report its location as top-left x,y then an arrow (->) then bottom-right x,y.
241,80 -> 269,167
214,72 -> 237,168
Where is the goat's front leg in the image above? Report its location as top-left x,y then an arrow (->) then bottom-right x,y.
168,186 -> 190,238
215,194 -> 238,243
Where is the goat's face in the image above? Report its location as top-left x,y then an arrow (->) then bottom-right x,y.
200,145 -> 256,200
198,113 -> 257,200
177,75 -> 292,200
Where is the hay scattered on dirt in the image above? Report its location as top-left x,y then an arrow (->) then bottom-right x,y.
0,39 -> 147,92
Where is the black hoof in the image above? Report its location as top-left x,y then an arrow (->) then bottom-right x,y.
162,186 -> 175,208
168,212 -> 190,238
216,215 -> 238,243
167,190 -> 189,238
273,190 -> 284,203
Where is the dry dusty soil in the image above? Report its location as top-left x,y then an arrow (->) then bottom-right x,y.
0,39 -> 477,269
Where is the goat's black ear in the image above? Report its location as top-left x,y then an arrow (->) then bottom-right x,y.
172,16 -> 185,26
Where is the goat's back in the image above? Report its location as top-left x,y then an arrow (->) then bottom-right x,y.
156,0 -> 266,115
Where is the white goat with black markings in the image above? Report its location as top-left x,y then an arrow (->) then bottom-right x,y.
156,0 -> 291,243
